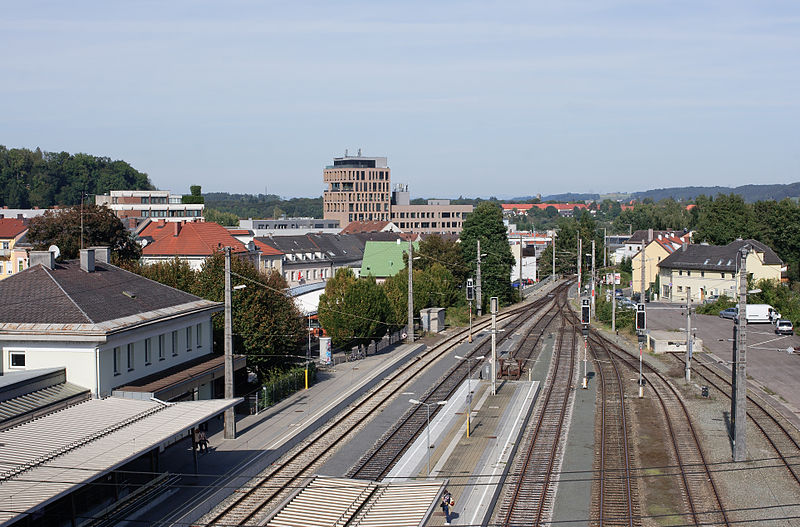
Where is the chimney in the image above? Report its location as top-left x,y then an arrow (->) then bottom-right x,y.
90,246 -> 110,264
29,250 -> 54,269
173,221 -> 182,236
648,228 -> 653,242
682,242 -> 688,252
80,248 -> 95,272
658,234 -> 662,240
17,214 -> 23,220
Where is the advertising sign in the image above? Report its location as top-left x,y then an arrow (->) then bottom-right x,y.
319,337 -> 332,365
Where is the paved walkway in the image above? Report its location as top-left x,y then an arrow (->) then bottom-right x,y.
129,341 -> 427,526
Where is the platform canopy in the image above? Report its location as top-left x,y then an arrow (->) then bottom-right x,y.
0,397 -> 240,526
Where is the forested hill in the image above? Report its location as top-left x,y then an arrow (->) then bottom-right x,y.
632,183 -> 800,203
203,192 -> 323,219
0,146 -> 153,208
535,182 -> 800,203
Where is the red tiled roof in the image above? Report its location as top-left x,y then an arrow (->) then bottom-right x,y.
227,229 -> 251,235
252,238 -> 284,256
501,203 -> 588,212
0,218 -> 27,239
340,221 -> 392,234
141,221 -> 248,256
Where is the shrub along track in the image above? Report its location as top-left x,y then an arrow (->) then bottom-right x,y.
201,281 -> 570,527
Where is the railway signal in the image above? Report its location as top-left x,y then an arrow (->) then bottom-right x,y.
636,303 -> 646,398
581,298 -> 590,389
466,278 -> 474,343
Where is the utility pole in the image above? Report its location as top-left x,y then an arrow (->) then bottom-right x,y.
578,235 -> 583,296
407,240 -> 414,344
640,241 -> 646,302
685,287 -> 692,382
476,239 -> 483,316
591,239 -> 596,320
603,227 -> 607,268
552,232 -> 556,281
491,297 -> 498,395
732,247 -> 748,461
223,247 -> 236,439
612,275 -> 616,332
518,233 -> 524,300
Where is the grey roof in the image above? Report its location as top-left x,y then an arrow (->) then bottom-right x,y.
0,397 -> 240,525
0,260 -> 214,325
255,233 -> 404,266
658,239 -> 784,272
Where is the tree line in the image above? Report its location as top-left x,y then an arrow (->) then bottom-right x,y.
0,146 -> 153,208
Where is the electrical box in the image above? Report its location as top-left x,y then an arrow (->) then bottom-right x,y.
636,303 -> 646,332
581,298 -> 590,325
466,278 -> 474,301
491,297 -> 499,314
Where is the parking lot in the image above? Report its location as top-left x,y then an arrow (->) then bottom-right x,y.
645,302 -> 800,417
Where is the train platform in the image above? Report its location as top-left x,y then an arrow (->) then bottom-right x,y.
384,377 -> 541,526
128,340 -> 428,526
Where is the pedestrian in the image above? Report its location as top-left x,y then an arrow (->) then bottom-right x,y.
198,430 -> 208,454
192,428 -> 201,453
440,489 -> 453,524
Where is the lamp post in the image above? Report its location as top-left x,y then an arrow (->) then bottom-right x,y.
454,354 -> 484,438
409,399 -> 448,476
224,248 -> 236,439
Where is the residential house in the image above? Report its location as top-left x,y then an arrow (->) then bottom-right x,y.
138,219 -> 255,270
501,203 -> 590,218
0,218 -> 29,280
360,240 -> 419,283
257,232 -> 405,287
616,229 -> 689,264
658,239 -> 785,303
632,231 -> 692,297
95,189 -> 204,222
0,247 -> 244,399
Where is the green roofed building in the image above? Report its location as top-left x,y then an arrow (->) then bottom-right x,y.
360,240 -> 419,283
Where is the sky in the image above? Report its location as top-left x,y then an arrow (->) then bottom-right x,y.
2,1 -> 799,199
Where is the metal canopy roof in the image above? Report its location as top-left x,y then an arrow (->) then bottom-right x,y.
264,475 -> 446,527
0,397 -> 240,526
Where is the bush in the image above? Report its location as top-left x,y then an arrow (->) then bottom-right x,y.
595,295 -> 635,334
695,294 -> 736,316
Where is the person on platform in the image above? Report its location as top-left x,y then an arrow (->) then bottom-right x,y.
440,489 -> 453,524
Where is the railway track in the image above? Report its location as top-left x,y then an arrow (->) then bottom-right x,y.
666,351 -> 800,486
496,304 -> 578,526
347,286 -> 566,480
588,327 -> 637,526
593,334 -> 730,526
200,281 -> 569,526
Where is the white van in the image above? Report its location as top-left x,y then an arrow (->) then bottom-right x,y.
745,304 -> 779,324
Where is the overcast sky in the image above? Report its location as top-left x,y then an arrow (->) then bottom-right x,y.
2,1 -> 799,199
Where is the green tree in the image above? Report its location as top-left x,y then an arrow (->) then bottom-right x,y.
693,194 -> 756,245
416,234 -> 468,286
460,202 -> 515,308
343,277 -> 391,346
27,204 -> 141,261
182,185 -> 205,204
318,268 -> 359,348
204,208 -> 240,226
121,257 -> 196,292
193,251 -> 304,377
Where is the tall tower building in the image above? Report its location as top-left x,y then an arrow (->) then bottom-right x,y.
323,152 -> 391,226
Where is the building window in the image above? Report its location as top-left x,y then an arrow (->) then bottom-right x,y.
9,351 -> 25,368
701,271 -> 705,277
113,347 -> 121,375
17,260 -> 24,272
172,331 -> 179,356
186,327 -> 193,352
145,338 -> 152,365
677,286 -> 683,292
687,271 -> 691,277
678,270 -> 682,276
197,324 -> 202,348
721,273 -> 726,279
127,343 -> 134,371
159,334 -> 165,360
1,241 -> 9,249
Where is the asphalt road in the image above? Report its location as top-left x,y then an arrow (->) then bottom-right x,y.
645,301 -> 800,417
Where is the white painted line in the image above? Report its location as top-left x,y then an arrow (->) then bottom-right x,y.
431,386 -> 492,477
469,381 -> 539,527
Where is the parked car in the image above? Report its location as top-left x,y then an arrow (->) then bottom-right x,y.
775,319 -> 794,335
615,289 -> 624,297
703,294 -> 719,304
617,298 -> 636,310
719,307 -> 738,319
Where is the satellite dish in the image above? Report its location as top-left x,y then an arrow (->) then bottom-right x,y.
48,245 -> 60,259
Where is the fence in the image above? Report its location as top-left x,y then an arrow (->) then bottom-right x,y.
249,363 -> 318,414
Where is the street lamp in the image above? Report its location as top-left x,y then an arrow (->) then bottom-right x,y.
454,354 -> 484,438
409,399 -> 448,476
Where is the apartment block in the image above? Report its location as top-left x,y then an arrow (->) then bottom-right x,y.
95,190 -> 204,222
323,152 -> 391,226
